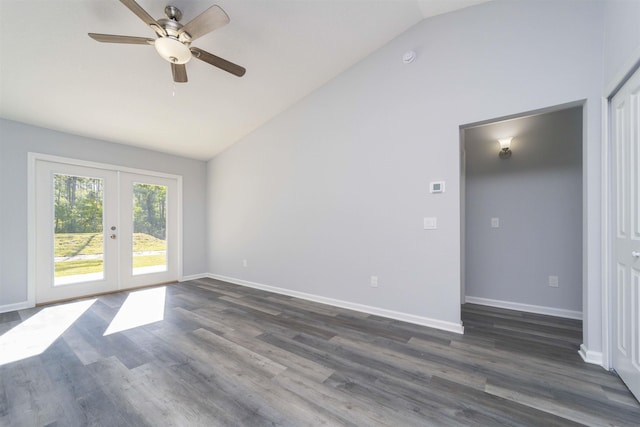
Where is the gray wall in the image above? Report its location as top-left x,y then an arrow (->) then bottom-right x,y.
0,119 -> 208,308
464,107 -> 582,312
603,0 -> 640,85
207,0 -> 605,330
0,0 -> 631,354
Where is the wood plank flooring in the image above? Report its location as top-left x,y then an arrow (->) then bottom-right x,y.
1,278 -> 639,426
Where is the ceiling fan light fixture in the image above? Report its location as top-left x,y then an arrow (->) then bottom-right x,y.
154,37 -> 192,64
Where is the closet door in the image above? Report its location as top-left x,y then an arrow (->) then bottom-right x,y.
611,66 -> 640,401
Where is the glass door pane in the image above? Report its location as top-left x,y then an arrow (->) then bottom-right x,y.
132,183 -> 168,275
53,173 -> 105,286
119,172 -> 178,289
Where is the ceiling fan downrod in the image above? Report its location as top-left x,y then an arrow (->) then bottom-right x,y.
164,5 -> 183,21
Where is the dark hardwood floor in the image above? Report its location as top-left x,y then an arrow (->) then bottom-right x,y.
1,278 -> 639,426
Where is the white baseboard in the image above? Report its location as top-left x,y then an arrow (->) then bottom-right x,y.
579,344 -> 604,367
464,296 -> 582,320
0,300 -> 33,314
207,273 -> 464,334
180,273 -> 210,282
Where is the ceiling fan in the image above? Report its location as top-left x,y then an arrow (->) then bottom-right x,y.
88,0 -> 246,82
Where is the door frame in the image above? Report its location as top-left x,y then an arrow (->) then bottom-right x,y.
602,48 -> 640,371
27,152 -> 183,306
459,100 -> 585,314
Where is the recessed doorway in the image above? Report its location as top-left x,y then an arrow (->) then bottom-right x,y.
460,104 -> 584,320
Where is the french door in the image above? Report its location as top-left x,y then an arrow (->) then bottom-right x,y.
611,65 -> 640,401
34,159 -> 180,304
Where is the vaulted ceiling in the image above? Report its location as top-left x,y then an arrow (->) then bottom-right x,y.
0,0 -> 489,160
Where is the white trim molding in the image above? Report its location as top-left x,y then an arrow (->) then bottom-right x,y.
208,273 -> 464,334
600,95 -> 612,371
578,344 -> 603,366
180,273 -> 210,282
464,296 -> 582,320
603,45 -> 640,97
0,301 -> 33,314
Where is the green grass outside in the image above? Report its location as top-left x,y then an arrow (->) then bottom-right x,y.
55,232 -> 166,257
55,258 -> 104,276
133,233 -> 167,252
55,254 -> 166,277
54,232 -> 167,277
55,233 -> 104,257
132,254 -> 166,269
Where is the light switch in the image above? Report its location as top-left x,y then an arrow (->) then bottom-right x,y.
424,217 -> 437,229
491,218 -> 499,228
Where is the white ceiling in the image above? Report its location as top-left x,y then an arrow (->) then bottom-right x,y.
0,0 -> 489,160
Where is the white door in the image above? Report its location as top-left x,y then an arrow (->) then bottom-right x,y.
34,159 -> 180,304
119,172 -> 179,289
35,161 -> 119,302
611,66 -> 640,400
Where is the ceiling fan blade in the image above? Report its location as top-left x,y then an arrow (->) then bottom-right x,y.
172,63 -> 188,83
178,5 -> 229,41
119,0 -> 167,36
190,47 -> 246,77
88,33 -> 154,45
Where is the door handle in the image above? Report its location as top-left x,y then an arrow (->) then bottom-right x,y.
633,251 -> 640,258
110,234 -> 117,240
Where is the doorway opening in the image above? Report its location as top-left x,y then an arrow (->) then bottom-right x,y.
460,103 -> 584,327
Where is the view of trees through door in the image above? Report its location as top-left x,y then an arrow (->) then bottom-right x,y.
131,182 -> 167,275
54,176 -> 168,283
54,174 -> 105,285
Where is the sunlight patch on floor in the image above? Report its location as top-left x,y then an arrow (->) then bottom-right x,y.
0,299 -> 96,366
104,286 -> 166,336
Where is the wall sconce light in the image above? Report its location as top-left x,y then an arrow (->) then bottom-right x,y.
498,137 -> 513,159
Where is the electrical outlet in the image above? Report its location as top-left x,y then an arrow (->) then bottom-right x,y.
491,217 -> 500,228
548,275 -> 559,288
242,259 -> 248,267
370,276 -> 379,288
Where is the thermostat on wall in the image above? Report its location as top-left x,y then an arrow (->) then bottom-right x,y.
430,181 -> 445,193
